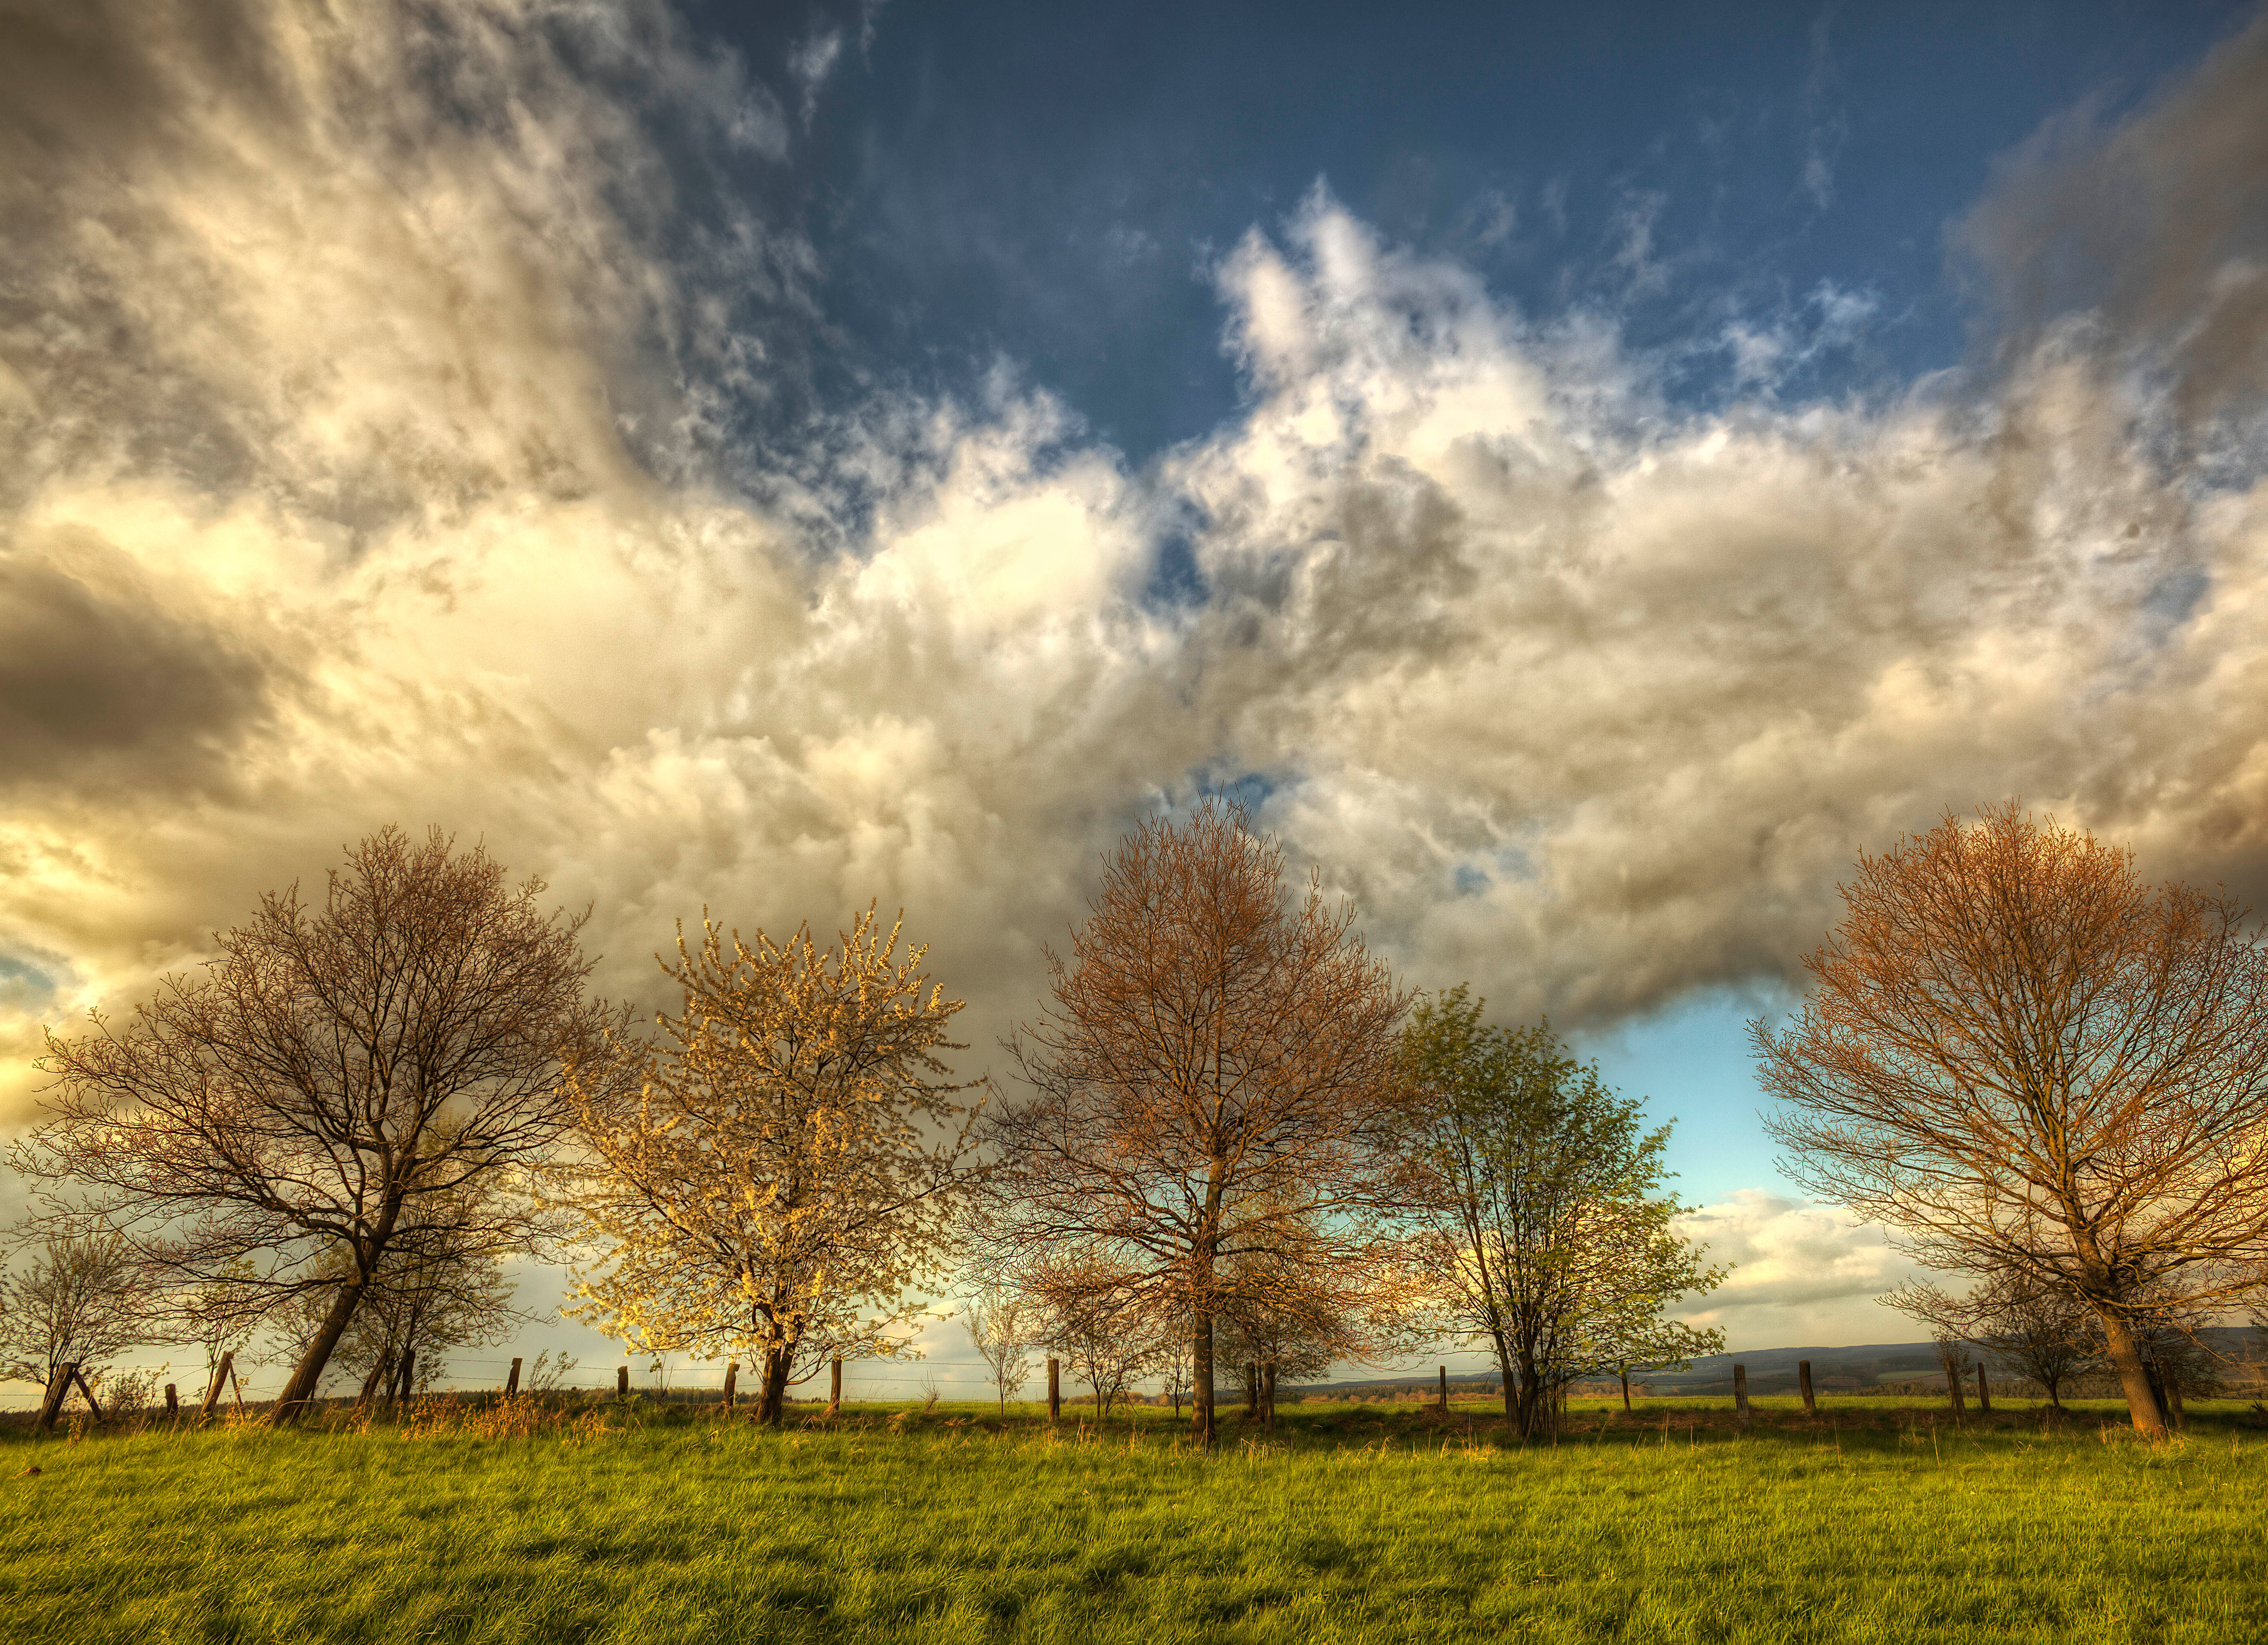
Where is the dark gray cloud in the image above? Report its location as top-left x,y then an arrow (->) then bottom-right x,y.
0,530 -> 274,791
1957,12 -> 2268,431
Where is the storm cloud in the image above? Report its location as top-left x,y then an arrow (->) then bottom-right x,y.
2,0 -> 2266,1145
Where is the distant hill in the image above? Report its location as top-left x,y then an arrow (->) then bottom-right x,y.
1290,1328 -> 2262,1399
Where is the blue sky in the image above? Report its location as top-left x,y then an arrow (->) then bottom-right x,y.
691,0 -> 2250,457
4,0 -> 2267,1385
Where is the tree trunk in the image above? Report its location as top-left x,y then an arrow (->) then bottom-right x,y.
1263,1360 -> 1277,1432
1191,1309 -> 1215,1448
269,1276 -> 368,1425
2095,1310 -> 2167,1437
357,1353 -> 387,1406
1511,1349 -> 1542,1440
1619,1368 -> 1632,1413
757,1347 -> 792,1428
1491,1330 -> 1516,1426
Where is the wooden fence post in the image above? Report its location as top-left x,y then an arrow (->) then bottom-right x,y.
504,1358 -> 522,1398
70,1367 -> 105,1423
1799,1359 -> 1816,1416
1047,1357 -> 1060,1422
723,1362 -> 738,1411
34,1363 -> 76,1432
829,1356 -> 842,1416
200,1351 -> 235,1418
165,1383 -> 180,1418
616,1365 -> 630,1401
1976,1363 -> 1992,1412
1732,1363 -> 1750,1424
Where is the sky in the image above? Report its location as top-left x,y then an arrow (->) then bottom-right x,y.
4,0 -> 2268,1393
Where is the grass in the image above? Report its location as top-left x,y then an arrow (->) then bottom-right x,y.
3,1396 -> 2263,1643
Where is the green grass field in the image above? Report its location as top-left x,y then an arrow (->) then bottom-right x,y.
4,1397 -> 2262,1643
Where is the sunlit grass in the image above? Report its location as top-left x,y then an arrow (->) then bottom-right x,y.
4,1397 -> 2261,1643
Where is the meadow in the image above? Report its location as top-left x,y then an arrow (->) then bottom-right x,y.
3,1396 -> 2262,1644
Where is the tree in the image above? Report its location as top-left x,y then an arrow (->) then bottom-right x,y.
1755,803 -> 2268,1436
254,1183 -> 526,1405
1886,1272 -> 2097,1410
1214,1220 -> 1385,1429
563,906 -> 978,1427
963,1284 -> 1035,1416
20,827 -> 614,1423
1028,1254 -> 1165,1423
0,1228 -> 142,1393
976,798 -> 1410,1447
2095,1279 -> 2226,1423
1398,988 -> 1724,1439
1158,1318 -> 1193,1417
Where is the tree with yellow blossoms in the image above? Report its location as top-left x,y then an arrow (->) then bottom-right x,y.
562,907 -> 980,1424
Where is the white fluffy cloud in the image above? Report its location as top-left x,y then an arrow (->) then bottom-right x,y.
1674,1192 -> 1920,1347
3,0 -> 2267,1288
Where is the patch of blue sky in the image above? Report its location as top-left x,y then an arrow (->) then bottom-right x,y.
1576,982 -> 1803,1206
0,950 -> 65,1014
707,0 -> 2254,464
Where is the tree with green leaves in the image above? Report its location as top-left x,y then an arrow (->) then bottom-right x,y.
1397,987 -> 1724,1438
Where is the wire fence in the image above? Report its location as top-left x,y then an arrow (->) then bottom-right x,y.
55,1353 -> 1516,1410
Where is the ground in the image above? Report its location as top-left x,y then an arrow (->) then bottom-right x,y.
4,1397 -> 2261,1643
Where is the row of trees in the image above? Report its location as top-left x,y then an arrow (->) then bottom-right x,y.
21,801 -> 2268,1444
4,809 -> 1724,1437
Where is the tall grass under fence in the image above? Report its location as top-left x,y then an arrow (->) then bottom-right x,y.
2,1397 -> 2263,1644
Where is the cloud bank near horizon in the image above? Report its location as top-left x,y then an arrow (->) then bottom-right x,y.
3,0 -> 2267,1152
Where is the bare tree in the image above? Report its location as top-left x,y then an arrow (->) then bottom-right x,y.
1215,1221 -> 1389,1430
963,1284 -> 1035,1416
563,906 -> 978,1426
18,827 -> 617,1423
256,1183 -> 528,1406
2095,1279 -> 2226,1424
0,1228 -> 143,1392
1756,803 -> 2268,1436
976,799 -> 1409,1447
1886,1272 -> 2097,1410
1158,1317 -> 1193,1417
1029,1255 -> 1165,1424
1398,989 -> 1723,1439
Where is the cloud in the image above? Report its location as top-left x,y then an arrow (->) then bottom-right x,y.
0,0 -> 2265,1205
0,528 -> 280,792
1672,1191 -> 1921,1347
1797,8 -> 1847,210
790,25 -> 844,125
1955,12 -> 2268,430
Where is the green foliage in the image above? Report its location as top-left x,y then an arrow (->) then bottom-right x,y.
1,1401 -> 2261,1643
1398,988 -> 1724,1435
